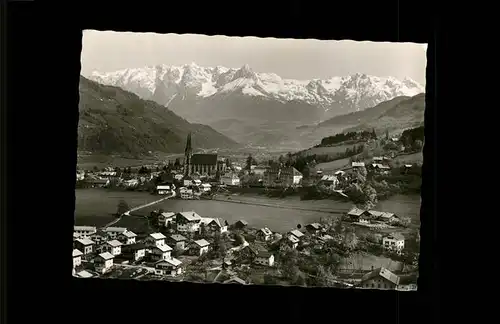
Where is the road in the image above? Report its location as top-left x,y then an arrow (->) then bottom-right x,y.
101,191 -> 176,229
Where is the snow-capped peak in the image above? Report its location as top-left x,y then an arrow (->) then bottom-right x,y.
88,63 -> 425,113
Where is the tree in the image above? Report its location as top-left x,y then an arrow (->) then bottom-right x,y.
314,265 -> 335,287
156,166 -> 160,172
286,152 -> 293,167
278,155 -> 285,166
343,231 -> 359,251
413,139 -> 423,151
246,154 -> 253,171
385,129 -> 390,140
361,184 -> 378,210
116,200 -> 129,216
371,128 -> 377,139
174,158 -> 181,168
199,223 -> 207,237
225,158 -> 232,169
92,166 -> 99,172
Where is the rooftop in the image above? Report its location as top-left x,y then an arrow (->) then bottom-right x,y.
75,270 -> 93,278
170,234 -> 187,242
194,239 -> 210,247
384,233 -> 405,241
288,235 -> 300,244
223,277 -> 246,285
73,249 -> 83,257
352,162 -> 365,167
347,207 -> 367,216
191,154 -> 218,166
260,227 -> 273,236
104,227 -> 128,233
98,252 -> 115,260
149,232 -> 166,240
361,267 -> 400,285
154,244 -> 173,252
307,223 -> 322,230
178,211 -> 202,222
290,229 -> 304,238
107,240 -> 123,247
161,212 -> 176,218
75,238 -> 95,246
74,226 -> 97,232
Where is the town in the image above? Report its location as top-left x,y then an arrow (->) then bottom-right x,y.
73,130 -> 421,290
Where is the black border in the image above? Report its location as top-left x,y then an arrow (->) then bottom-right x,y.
5,1 -> 439,323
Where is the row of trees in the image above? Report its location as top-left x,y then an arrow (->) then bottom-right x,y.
319,130 -> 377,147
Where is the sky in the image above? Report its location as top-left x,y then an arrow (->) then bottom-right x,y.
81,30 -> 427,85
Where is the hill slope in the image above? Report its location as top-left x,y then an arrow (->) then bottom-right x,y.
78,76 -> 239,157
343,93 -> 426,134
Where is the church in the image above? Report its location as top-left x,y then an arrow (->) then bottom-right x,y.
183,133 -> 227,177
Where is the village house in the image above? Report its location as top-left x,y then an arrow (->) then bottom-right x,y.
103,227 -> 128,240
74,226 -> 97,239
201,217 -> 228,235
176,211 -> 202,232
257,227 -> 273,241
191,239 -> 210,256
193,179 -> 202,186
254,250 -> 275,267
319,175 -> 339,189
174,173 -> 184,181
396,273 -> 418,291
200,183 -> 212,192
121,243 -> 146,262
104,240 -> 122,256
76,171 -> 85,181
94,252 -> 115,274
263,166 -> 303,188
73,249 -> 83,268
370,163 -> 391,174
85,178 -> 110,188
74,270 -> 93,278
369,210 -> 397,223
220,173 -> 241,186
346,207 -> 372,222
305,223 -> 322,235
252,165 -> 269,177
150,244 -> 173,261
167,234 -> 187,251
156,185 -> 172,195
157,211 -> 176,227
90,229 -> 108,245
358,214 -> 371,224
287,235 -> 300,249
179,187 -> 194,199
233,220 -> 248,229
382,233 -> 405,254
372,156 -> 384,163
74,238 -> 95,256
154,258 -> 183,277
118,231 -> 137,245
290,229 -> 305,240
359,267 -> 400,290
144,232 -> 166,248
319,234 -> 334,244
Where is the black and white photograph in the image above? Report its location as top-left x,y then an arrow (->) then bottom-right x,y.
73,30 -> 426,290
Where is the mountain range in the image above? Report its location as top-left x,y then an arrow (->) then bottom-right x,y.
78,76 -> 238,157
88,63 -> 425,149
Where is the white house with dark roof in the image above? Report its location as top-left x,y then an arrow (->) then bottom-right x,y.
74,226 -> 97,239
118,231 -> 137,245
154,258 -> 183,277
257,228 -> 273,241
201,217 -> 228,234
156,185 -> 172,195
74,238 -> 95,255
351,162 -> 365,168
73,249 -> 83,268
382,233 -> 405,254
94,252 -> 115,274
103,227 -> 128,239
157,212 -> 176,227
346,207 -> 371,222
105,240 -> 123,256
192,239 -> 210,256
144,232 -> 166,248
254,250 -> 275,267
150,244 -> 173,261
306,223 -> 322,234
359,267 -> 400,290
175,211 -> 202,232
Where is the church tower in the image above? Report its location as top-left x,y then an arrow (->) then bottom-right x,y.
184,132 -> 193,176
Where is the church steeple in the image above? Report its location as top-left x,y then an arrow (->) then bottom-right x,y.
184,132 -> 193,176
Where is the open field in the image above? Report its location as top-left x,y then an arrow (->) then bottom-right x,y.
392,152 -> 423,164
340,252 -> 403,272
